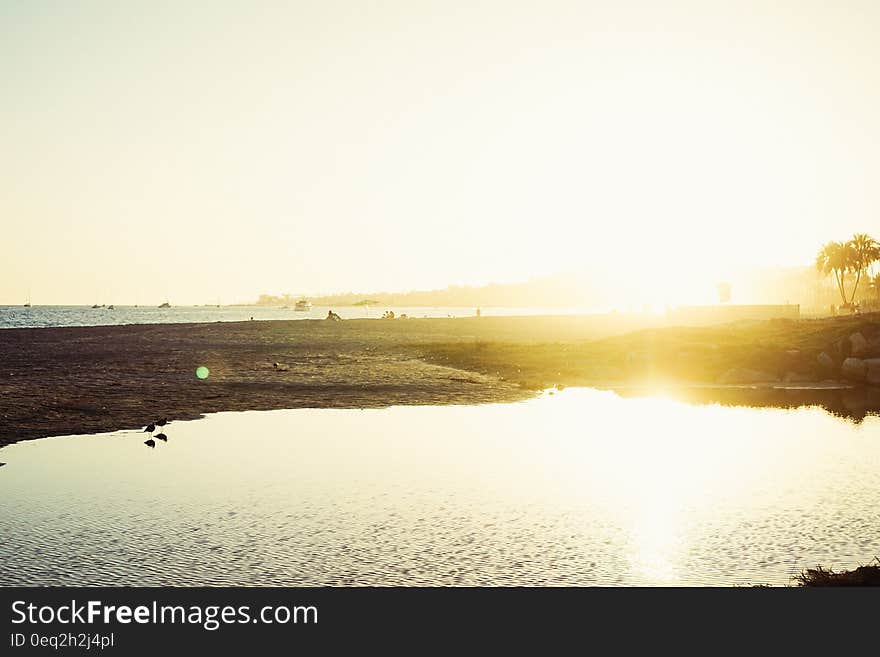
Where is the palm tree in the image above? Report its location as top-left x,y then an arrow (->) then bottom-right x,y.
847,233 -> 880,304
816,241 -> 854,306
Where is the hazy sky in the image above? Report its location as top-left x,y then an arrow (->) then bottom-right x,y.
3,1 -> 880,304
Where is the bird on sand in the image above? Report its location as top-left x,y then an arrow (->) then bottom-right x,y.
144,439 -> 156,448
155,433 -> 168,442
143,423 -> 156,434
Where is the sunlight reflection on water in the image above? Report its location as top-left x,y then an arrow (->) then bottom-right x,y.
1,388 -> 878,586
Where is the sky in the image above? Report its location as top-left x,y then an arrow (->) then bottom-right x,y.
3,0 -> 880,305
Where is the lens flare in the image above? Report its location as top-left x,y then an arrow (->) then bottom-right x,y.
195,366 -> 210,380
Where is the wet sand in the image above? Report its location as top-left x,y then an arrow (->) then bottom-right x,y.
0,314 -> 658,447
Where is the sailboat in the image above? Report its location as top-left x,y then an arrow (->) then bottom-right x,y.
23,290 -> 31,307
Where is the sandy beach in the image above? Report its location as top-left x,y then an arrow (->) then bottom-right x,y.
3,312 -> 880,447
0,314 -> 662,447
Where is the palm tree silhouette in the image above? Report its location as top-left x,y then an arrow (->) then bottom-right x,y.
816,234 -> 880,310
816,240 -> 855,306
847,233 -> 880,304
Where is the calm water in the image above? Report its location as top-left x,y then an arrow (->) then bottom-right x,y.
1,388 -> 878,586
0,305 -> 581,329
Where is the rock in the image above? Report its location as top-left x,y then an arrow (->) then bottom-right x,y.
864,358 -> 880,386
836,338 -> 852,357
817,352 -> 835,370
783,371 -> 815,383
841,357 -> 867,381
717,368 -> 777,384
850,332 -> 869,356
866,336 -> 880,357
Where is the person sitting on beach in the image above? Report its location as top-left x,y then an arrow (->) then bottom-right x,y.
326,310 -> 341,321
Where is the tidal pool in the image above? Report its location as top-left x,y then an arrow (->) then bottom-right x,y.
1,388 -> 878,586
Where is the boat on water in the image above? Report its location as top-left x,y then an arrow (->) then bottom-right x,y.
158,302 -> 171,308
294,299 -> 312,312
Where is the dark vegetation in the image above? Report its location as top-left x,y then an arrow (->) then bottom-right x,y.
794,559 -> 880,586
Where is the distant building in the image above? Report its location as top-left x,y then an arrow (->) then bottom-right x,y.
667,304 -> 799,326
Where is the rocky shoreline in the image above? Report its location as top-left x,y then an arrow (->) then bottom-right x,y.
716,326 -> 880,386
